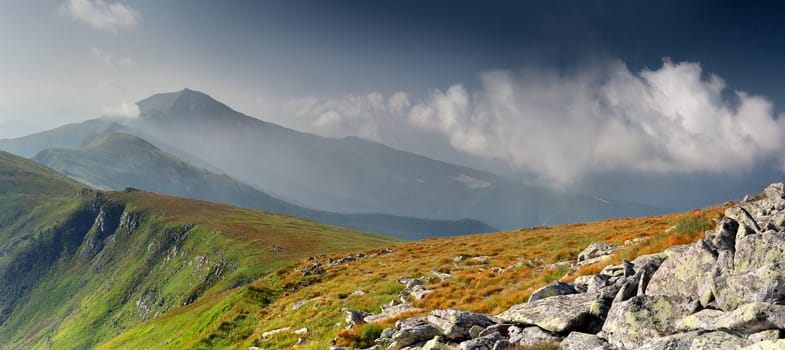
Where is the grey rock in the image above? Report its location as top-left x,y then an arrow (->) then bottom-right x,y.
741,339 -> 785,350
468,325 -> 484,339
400,277 -> 433,302
733,231 -> 785,274
712,261 -> 785,311
390,317 -> 440,349
637,331 -> 701,350
764,182 -> 785,202
508,326 -> 561,347
612,278 -> 638,304
427,309 -> 497,341
602,295 -> 696,350
725,206 -> 762,241
586,273 -> 626,301
689,331 -> 750,350
599,264 -> 626,279
579,242 -> 620,262
423,336 -> 456,350
712,302 -> 785,333
747,330 -> 781,343
478,324 -> 512,338
365,303 -> 423,324
529,281 -> 581,303
497,293 -> 608,334
559,331 -> 614,350
646,240 -> 717,302
458,332 -> 504,350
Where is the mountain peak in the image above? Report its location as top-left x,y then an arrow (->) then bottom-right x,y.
136,88 -> 238,122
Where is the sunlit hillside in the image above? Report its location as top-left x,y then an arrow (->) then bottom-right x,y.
101,204 -> 725,349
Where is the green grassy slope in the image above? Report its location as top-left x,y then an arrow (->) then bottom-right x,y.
0,150 -> 399,350
33,132 -> 496,238
100,206 -> 724,350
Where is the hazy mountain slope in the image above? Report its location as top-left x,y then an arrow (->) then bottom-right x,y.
0,149 -> 399,350
0,118 -> 120,158
0,89 -> 668,229
131,89 -> 666,228
33,132 -> 496,238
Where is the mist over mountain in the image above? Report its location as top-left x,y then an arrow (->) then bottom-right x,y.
0,89 -> 668,230
33,132 -> 495,238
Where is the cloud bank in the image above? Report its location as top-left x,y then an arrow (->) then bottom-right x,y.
288,59 -> 785,186
285,92 -> 410,141
59,0 -> 139,33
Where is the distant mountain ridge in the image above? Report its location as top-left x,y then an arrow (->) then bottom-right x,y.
33,132 -> 495,239
0,89 -> 669,230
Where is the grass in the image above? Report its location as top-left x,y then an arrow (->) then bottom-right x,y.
0,149 -> 733,349
0,178 -> 399,350
102,203 -> 725,349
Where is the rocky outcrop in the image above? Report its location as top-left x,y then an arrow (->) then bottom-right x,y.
427,309 -> 497,340
497,294 -> 608,333
362,182 -> 785,350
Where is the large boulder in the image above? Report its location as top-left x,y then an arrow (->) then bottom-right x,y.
497,294 -> 608,334
507,326 -> 561,347
724,206 -> 762,242
711,262 -> 785,311
559,331 -> 614,350
733,231 -> 785,274
427,309 -> 497,341
388,317 -> 440,350
646,240 -> 717,303
688,331 -> 751,350
678,302 -> 785,334
602,295 -> 696,350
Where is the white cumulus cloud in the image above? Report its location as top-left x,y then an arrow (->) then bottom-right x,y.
284,59 -> 785,187
409,59 -> 785,186
91,47 -> 133,67
102,100 -> 139,118
59,0 -> 139,33
284,92 -> 410,141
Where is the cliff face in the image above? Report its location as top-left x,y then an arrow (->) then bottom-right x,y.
364,183 -> 785,350
0,190 -> 239,349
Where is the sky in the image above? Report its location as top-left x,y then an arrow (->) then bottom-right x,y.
3,0 -> 785,192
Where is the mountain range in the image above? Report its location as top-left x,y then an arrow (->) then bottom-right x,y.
32,132 -> 494,239
0,89 -> 667,233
